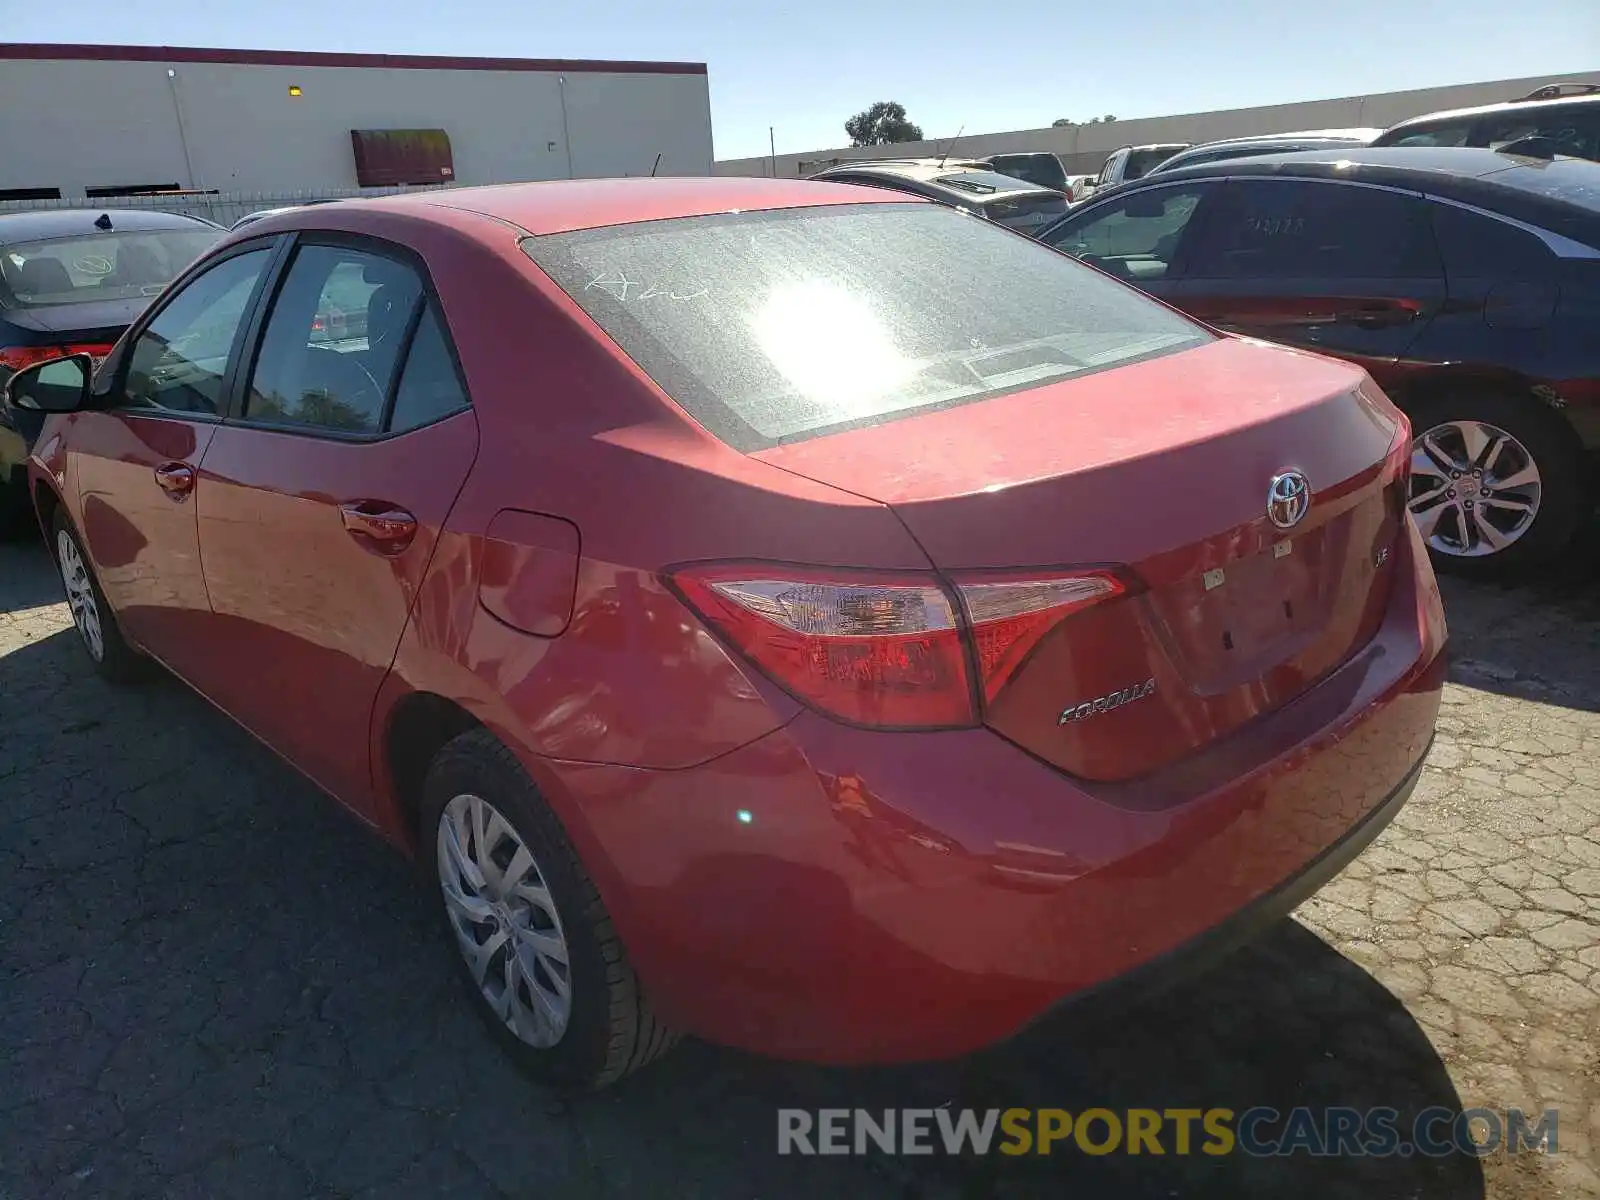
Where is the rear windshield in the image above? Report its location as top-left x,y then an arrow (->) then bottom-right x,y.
0,227 -> 220,309
1125,149 -> 1181,180
931,170 -> 1034,195
522,203 -> 1210,451
990,154 -> 1068,189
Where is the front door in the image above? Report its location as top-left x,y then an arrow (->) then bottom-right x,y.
1162,178 -> 1446,382
68,245 -> 277,680
193,238 -> 478,814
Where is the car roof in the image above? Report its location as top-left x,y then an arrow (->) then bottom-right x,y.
1381,90 -> 1600,133
1149,144 -> 1582,182
1185,128 -> 1383,148
814,163 -> 1051,194
0,207 -> 216,241
1151,131 -> 1382,168
816,158 -> 988,173
266,177 -> 913,238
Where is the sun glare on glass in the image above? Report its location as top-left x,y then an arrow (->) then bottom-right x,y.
749,279 -> 913,411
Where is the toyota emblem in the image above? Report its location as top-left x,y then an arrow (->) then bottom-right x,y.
1267,470 -> 1311,529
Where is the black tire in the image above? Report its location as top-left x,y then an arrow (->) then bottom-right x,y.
1404,387 -> 1589,580
49,509 -> 148,683
420,728 -> 679,1089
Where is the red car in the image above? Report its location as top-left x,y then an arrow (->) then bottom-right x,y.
6,179 -> 1446,1088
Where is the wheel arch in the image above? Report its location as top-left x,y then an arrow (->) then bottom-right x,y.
31,475 -> 63,552
377,688 -> 486,855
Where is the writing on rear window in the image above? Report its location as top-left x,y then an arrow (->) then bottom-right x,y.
585,271 -> 709,303
1243,215 -> 1307,237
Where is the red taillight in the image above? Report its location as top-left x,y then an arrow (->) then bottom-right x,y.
670,564 -> 1127,729
0,343 -> 114,373
671,567 -> 973,728
959,572 -> 1126,704
1382,411 -> 1413,519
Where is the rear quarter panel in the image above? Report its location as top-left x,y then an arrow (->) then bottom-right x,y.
360,205 -> 936,838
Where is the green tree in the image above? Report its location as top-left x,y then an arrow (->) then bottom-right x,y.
845,102 -> 925,147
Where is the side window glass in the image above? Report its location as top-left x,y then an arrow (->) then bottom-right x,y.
1041,185 -> 1209,282
1186,181 -> 1439,279
122,249 -> 271,415
1391,123 -> 1472,147
1482,112 -> 1599,159
389,304 -> 470,433
242,244 -> 422,434
1428,203 -> 1555,280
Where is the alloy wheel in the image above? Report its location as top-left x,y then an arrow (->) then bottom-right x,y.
436,793 -> 573,1048
1409,420 -> 1541,558
56,530 -> 105,662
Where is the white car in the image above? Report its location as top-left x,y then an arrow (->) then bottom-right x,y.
229,199 -> 345,231
1078,143 -> 1191,201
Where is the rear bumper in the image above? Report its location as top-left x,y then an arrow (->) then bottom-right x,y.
546,520 -> 1447,1063
1018,738 -> 1427,1031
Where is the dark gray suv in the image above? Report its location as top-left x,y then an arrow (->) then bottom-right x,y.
1372,83 -> 1600,162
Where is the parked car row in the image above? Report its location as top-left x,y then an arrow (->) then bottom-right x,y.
966,79 -> 1600,201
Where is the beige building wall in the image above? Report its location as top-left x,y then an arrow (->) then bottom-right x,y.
716,71 -> 1600,178
0,49 -> 714,197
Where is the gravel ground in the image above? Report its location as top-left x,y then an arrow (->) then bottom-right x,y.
2,528 -> 1596,1200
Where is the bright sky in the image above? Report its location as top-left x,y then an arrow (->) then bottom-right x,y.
2,0 -> 1596,159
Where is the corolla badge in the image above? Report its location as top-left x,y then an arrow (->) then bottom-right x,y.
1266,470 -> 1311,530
1058,678 -> 1156,726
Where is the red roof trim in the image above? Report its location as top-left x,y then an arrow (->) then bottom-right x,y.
0,42 -> 707,76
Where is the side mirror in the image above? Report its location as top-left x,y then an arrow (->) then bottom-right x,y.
3,353 -> 92,414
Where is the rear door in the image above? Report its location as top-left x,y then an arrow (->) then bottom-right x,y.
1164,177 -> 1445,377
193,236 -> 478,814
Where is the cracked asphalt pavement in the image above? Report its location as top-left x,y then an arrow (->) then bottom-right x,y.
2,528 -> 1597,1199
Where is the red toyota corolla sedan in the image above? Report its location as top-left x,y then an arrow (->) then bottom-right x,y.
6,178 -> 1446,1088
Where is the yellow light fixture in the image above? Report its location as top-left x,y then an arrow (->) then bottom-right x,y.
288,85 -> 303,97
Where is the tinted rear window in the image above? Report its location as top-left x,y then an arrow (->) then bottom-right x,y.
990,154 -> 1068,189
931,170 -> 1034,195
522,203 -> 1210,451
0,228 -> 221,309
1126,148 -> 1186,179
1381,122 -> 1473,147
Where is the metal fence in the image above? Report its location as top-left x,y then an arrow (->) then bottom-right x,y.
0,184 -> 458,228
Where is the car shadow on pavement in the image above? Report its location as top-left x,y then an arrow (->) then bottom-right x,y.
0,535 -> 68,614
623,921 -> 1485,1199
1438,515 -> 1600,714
0,616 -> 1482,1198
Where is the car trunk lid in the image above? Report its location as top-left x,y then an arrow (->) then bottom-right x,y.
753,337 -> 1409,781
2,295 -> 146,342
